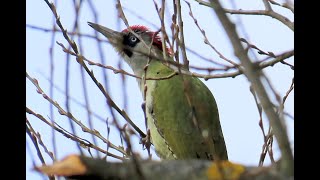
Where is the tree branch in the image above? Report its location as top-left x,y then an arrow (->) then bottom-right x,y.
208,0 -> 293,176
35,155 -> 289,180
194,0 -> 294,31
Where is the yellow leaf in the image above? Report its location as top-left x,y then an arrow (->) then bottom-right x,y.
35,154 -> 87,177
207,161 -> 245,180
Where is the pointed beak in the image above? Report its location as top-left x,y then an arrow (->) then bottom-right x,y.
87,22 -> 123,46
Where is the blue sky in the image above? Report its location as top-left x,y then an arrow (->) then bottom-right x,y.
26,0 -> 293,179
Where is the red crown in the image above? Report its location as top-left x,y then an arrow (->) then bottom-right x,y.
122,25 -> 173,55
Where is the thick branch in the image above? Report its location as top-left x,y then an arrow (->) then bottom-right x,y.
36,155 -> 289,180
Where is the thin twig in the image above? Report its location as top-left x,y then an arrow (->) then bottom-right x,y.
230,1 -> 259,61
27,119 -> 55,161
152,0 -> 173,59
26,24 -> 108,43
250,86 -> 275,166
26,120 -> 56,180
194,0 -> 294,31
121,6 -> 233,67
87,3 -> 116,149
26,121 -> 46,165
282,78 -> 294,106
49,0 -> 58,160
115,2 -> 147,179
184,1 -> 239,68
43,0 -> 79,54
240,38 -> 277,58
26,138 -> 48,180
27,107 -> 126,160
84,58 -> 140,79
26,72 -> 129,156
280,61 -> 294,70
27,24 -> 231,68
38,71 -> 109,123
195,50 -> 294,80
65,42 -> 293,81
35,132 -> 56,161
74,0 -> 100,157
175,0 -> 189,68
56,43 -> 147,139
44,0 -> 146,140
172,0 -> 179,63
43,0 -> 83,155
269,0 -> 294,13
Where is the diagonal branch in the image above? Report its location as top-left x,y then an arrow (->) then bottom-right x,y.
26,107 -> 125,160
208,0 -> 293,176
26,72 -> 129,156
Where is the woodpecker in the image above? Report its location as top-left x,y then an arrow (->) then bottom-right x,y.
88,22 -> 228,161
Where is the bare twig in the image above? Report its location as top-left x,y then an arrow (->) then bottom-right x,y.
121,6 -> 235,67
26,120 -> 56,180
27,24 -> 232,68
282,78 -> 294,106
116,0 -> 149,50
189,65 -> 234,72
225,9 -> 293,31
250,86 -> 275,166
175,0 -> 189,68
38,71 -> 109,123
43,0 -> 83,154
87,45 -> 293,80
73,0 -> 100,157
84,58 -> 140,79
172,0 -> 179,63
280,61 -> 294,70
269,0 -> 294,13
44,0 -> 146,140
36,132 -> 56,161
27,107 -> 126,160
28,119 -> 55,161
240,38 -> 276,58
87,2 -> 116,146
208,0 -> 293,176
195,50 -> 293,80
96,44 -> 292,81
184,1 -> 239,67
43,0 -> 79,54
152,0 -> 173,59
115,2 -> 148,179
194,0 -> 294,31
26,72 -> 129,156
26,24 -> 108,43
141,28 -> 161,158
56,43 -> 147,139
26,121 -> 47,165
49,0 -> 58,159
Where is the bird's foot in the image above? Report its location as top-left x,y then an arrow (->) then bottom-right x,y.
139,129 -> 152,159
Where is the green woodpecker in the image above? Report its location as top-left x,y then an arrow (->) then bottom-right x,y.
88,22 -> 228,161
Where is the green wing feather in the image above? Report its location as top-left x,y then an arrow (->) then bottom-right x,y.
145,61 -> 228,160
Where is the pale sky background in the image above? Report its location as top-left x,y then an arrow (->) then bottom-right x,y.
26,0 -> 294,179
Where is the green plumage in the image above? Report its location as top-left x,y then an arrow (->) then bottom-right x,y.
143,60 -> 228,160
87,22 -> 228,161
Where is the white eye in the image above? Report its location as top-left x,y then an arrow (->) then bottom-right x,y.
130,36 -> 137,42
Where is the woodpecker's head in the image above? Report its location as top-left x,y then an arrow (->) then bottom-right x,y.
88,22 -> 171,75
